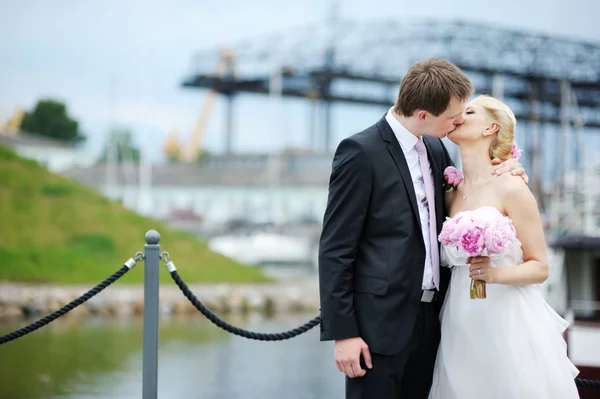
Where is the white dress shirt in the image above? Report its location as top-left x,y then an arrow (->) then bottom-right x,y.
385,108 -> 436,290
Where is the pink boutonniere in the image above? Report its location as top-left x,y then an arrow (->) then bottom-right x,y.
443,166 -> 463,191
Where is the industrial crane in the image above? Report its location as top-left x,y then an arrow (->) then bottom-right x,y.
0,107 -> 24,132
163,47 -> 234,162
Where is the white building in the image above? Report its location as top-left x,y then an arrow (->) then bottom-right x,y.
62,151 -> 334,226
0,129 -> 94,173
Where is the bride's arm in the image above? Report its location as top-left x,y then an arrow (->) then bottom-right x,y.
494,175 -> 549,285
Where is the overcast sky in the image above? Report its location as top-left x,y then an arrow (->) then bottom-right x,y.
1,0 -> 598,161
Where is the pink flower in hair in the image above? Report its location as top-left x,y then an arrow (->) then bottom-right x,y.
511,141 -> 522,161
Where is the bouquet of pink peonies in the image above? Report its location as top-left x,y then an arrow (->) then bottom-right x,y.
438,206 -> 517,299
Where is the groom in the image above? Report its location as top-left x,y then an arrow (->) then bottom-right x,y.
318,58 -> 526,398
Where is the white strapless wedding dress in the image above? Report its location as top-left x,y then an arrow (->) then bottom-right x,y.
429,210 -> 580,399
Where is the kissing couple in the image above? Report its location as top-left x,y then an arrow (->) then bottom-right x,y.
318,58 -> 580,398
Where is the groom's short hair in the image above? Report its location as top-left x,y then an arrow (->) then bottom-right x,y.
394,58 -> 474,117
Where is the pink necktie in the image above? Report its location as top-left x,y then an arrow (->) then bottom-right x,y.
415,138 -> 440,290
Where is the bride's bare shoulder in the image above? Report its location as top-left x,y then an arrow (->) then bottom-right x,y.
494,174 -> 534,203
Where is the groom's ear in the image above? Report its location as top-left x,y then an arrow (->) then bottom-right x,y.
416,110 -> 429,121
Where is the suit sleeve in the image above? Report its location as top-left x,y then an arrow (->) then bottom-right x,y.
318,138 -> 372,341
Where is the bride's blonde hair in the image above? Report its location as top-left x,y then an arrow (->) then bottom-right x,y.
477,95 -> 516,160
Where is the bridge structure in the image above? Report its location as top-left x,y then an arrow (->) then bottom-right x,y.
180,18 -> 600,216
181,19 -> 600,145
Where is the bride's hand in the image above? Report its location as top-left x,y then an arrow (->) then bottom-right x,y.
468,256 -> 496,283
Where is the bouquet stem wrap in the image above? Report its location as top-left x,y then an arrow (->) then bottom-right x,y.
470,280 -> 487,299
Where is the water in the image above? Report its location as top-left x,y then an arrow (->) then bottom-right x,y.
0,314 -> 343,399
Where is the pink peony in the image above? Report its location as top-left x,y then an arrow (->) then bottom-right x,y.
511,141 -> 522,161
484,226 -> 509,254
438,219 -> 457,245
485,216 -> 517,254
451,215 -> 473,242
443,166 -> 463,187
438,213 -> 472,246
459,224 -> 485,257
470,206 -> 499,224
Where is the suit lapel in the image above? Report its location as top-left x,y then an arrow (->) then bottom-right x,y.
377,117 -> 422,231
424,136 -> 444,233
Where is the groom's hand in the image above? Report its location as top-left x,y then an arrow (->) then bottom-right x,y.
491,158 -> 529,184
334,337 -> 373,378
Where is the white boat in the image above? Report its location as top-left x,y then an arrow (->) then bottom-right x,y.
208,231 -> 313,267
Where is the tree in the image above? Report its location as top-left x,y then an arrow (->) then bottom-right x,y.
20,99 -> 86,144
98,129 -> 141,163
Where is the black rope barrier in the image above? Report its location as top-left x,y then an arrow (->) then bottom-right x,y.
167,267 -> 319,341
576,378 -> 600,389
0,256 -> 140,345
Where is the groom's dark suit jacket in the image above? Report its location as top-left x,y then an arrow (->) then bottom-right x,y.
318,115 -> 454,356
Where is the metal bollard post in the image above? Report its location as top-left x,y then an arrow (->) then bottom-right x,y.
143,230 -> 160,399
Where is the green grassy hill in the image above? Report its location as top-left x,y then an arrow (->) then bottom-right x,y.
0,145 -> 269,284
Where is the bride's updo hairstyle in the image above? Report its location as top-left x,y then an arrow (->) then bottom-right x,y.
478,95 -> 516,160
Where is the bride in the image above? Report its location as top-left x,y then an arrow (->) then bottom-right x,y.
429,95 -> 580,398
